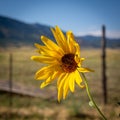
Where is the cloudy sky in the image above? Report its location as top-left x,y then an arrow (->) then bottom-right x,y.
0,0 -> 120,38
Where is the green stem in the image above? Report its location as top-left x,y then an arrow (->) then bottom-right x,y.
81,73 -> 107,120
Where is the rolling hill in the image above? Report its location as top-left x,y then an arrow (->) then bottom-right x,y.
0,15 -> 120,48
76,35 -> 120,48
0,15 -> 53,47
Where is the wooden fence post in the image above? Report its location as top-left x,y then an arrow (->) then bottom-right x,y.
101,25 -> 107,104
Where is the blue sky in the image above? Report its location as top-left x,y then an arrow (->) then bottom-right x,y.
0,0 -> 120,38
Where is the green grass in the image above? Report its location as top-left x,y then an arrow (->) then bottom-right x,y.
0,47 -> 120,120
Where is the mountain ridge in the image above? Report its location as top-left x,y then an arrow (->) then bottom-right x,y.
0,15 -> 120,48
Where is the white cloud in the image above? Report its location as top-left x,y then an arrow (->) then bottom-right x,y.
76,30 -> 101,36
106,31 -> 120,39
76,30 -> 120,39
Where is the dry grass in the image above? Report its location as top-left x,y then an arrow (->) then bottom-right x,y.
0,46 -> 120,120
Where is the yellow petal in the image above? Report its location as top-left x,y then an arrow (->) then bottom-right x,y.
58,89 -> 63,102
55,26 -> 69,53
80,58 -> 85,62
75,57 -> 85,67
44,71 -> 59,84
34,43 -> 50,54
69,73 -> 75,92
74,55 -> 80,64
35,72 -> 50,80
40,75 -> 56,88
40,81 -> 50,88
78,68 -> 94,72
66,31 -> 75,41
57,73 -> 68,101
55,26 -> 66,43
66,31 -> 76,53
34,43 -> 51,55
51,71 -> 60,80
31,56 -> 57,64
51,28 -> 64,50
75,71 -> 84,88
36,66 -> 48,76
57,73 -> 66,87
74,42 -> 80,57
58,73 -> 68,90
66,31 -> 80,56
41,36 -> 63,55
51,27 -> 68,53
34,43 -> 46,49
35,65 -> 54,80
43,49 -> 60,58
63,85 -> 69,99
63,75 -> 69,99
34,43 -> 61,58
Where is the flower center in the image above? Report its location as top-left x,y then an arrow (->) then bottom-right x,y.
61,53 -> 77,73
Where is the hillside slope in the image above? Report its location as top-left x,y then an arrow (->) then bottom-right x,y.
0,15 -> 120,48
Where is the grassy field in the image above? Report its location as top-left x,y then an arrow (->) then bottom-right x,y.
0,46 -> 120,120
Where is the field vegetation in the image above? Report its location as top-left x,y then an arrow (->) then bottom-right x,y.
0,46 -> 120,120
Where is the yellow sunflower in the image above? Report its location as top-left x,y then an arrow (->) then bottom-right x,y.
31,26 -> 93,101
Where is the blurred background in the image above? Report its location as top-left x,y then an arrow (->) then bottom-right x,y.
0,0 -> 120,120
